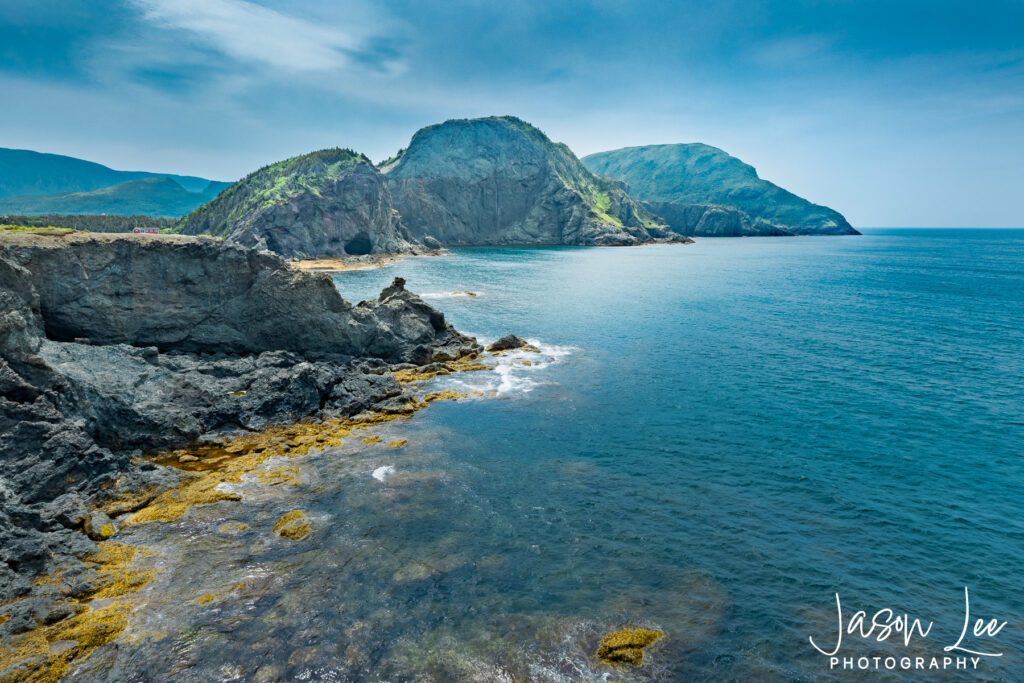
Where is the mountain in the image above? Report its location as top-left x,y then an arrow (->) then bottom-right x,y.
381,116 -> 686,246
582,144 -> 858,236
0,147 -> 220,198
178,148 -> 423,258
0,177 -> 231,218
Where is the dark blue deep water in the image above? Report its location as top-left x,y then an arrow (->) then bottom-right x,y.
82,230 -> 1023,681
326,230 -> 1024,680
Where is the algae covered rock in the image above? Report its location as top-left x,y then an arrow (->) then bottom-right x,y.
273,510 -> 311,540
596,627 -> 664,666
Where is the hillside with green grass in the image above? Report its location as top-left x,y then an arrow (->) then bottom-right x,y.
0,213 -> 178,232
178,148 -> 423,258
179,149 -> 368,237
0,177 -> 230,218
583,144 -> 857,235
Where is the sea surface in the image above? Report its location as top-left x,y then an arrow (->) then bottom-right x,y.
77,229 -> 1023,681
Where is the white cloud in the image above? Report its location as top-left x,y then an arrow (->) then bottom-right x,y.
750,34 -> 836,67
130,0 -> 393,73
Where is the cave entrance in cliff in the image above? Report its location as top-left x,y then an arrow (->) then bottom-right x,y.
344,233 -> 373,255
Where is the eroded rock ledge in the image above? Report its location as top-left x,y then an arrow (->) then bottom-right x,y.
0,232 -> 479,633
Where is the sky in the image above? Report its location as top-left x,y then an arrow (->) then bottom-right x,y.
1,0 -> 1022,227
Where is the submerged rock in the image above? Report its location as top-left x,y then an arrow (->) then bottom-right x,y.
485,334 -> 538,353
596,627 -> 664,666
273,511 -> 311,541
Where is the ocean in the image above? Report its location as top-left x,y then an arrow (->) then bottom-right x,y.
76,229 -> 1024,680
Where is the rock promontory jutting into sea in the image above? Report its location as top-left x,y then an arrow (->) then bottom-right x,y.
381,116 -> 690,247
583,143 -> 858,236
178,148 -> 427,259
0,231 -> 480,635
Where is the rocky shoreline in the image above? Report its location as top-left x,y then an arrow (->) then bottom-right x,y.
0,232 -> 483,675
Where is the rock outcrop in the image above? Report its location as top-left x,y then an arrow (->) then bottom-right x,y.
0,232 -> 478,616
178,148 -> 425,259
382,116 -> 689,246
582,144 -> 858,236
3,232 -> 468,361
641,201 -> 792,237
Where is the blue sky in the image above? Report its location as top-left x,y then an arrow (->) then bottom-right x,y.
1,0 -> 1022,226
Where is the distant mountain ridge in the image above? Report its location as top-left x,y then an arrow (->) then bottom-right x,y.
0,147 -> 221,197
0,177 -> 231,219
0,147 -> 229,217
582,143 -> 857,236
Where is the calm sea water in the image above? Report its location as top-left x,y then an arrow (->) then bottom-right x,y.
79,230 -> 1023,681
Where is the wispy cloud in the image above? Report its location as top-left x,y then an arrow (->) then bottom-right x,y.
749,34 -> 836,68
129,0 -> 401,74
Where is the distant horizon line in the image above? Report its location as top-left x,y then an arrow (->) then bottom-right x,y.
856,229 -> 1024,232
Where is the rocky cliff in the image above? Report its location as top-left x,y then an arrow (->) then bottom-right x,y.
178,149 -> 425,259
0,232 -> 477,616
382,116 -> 688,246
582,144 -> 858,236
642,201 -> 792,237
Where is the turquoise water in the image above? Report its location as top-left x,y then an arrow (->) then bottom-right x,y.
79,230 -> 1023,680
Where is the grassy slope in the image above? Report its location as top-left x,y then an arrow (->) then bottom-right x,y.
582,144 -> 853,232
178,148 -> 368,236
0,147 -> 220,197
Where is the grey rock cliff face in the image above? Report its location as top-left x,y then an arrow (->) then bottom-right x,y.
0,232 -> 479,610
383,116 -> 688,246
179,149 -> 425,259
642,201 -> 793,237
224,163 -> 421,258
2,233 -> 469,361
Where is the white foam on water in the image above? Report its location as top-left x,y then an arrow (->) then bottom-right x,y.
432,338 -> 576,398
372,465 -> 396,481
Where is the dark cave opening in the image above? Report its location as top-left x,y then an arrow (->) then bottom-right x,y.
344,233 -> 373,255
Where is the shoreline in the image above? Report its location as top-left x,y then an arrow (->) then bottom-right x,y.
0,233 -> 490,679
0,350 -> 501,679
289,250 -> 452,272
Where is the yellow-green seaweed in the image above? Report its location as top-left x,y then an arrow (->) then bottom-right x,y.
596,628 -> 664,666
273,510 -> 311,540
